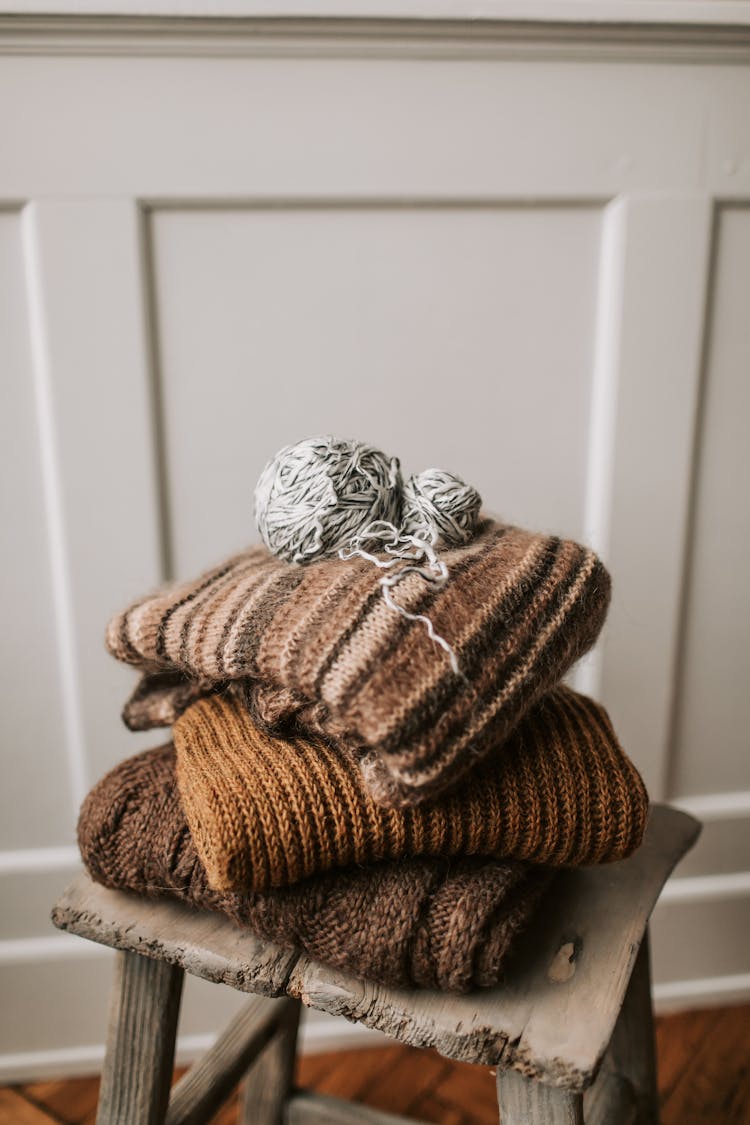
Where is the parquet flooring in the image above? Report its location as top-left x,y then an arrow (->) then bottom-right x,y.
3,1003 -> 748,1125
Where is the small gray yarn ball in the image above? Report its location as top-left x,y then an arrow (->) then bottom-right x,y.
255,436 -> 403,563
402,468 -> 482,547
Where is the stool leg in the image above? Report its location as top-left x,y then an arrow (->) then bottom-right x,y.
607,929 -> 659,1124
97,950 -> 184,1125
239,996 -> 301,1125
496,1068 -> 584,1124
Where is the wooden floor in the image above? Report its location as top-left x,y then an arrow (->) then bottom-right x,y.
1,1003 -> 748,1124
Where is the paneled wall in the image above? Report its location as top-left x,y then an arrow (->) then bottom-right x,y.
1,10 -> 749,1079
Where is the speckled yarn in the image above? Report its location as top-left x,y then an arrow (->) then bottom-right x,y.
254,436 -> 403,564
402,468 -> 482,546
254,435 -> 483,562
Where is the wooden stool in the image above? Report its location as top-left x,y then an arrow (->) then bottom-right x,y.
52,804 -> 699,1125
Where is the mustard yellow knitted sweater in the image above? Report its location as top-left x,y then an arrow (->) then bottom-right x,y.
174,686 -> 648,893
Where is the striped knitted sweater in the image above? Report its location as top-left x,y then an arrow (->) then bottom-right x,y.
107,519 -> 611,805
172,687 -> 648,893
77,743 -> 551,993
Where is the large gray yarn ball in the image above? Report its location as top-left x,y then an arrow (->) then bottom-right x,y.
401,468 -> 482,547
255,436 -> 403,563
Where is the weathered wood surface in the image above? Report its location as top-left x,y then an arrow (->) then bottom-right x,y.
605,932 -> 659,1123
165,995 -> 285,1125
286,1091 -> 423,1124
582,1071 -> 637,1125
496,1068 -> 584,1124
52,805 -> 699,1093
96,950 -> 183,1125
239,997 -> 301,1125
286,806 -> 699,1090
52,880 -> 297,997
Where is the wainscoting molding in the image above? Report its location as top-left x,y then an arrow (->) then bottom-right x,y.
1,4 -> 748,1081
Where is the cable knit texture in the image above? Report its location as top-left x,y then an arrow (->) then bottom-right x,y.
172,687 -> 648,893
106,519 -> 611,805
77,743 -> 551,993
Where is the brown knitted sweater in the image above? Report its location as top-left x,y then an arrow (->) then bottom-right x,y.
107,520 -> 611,805
77,744 -> 551,993
173,687 -> 648,893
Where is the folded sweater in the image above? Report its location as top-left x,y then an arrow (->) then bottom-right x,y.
172,686 -> 648,893
107,519 -> 611,805
77,743 -> 550,993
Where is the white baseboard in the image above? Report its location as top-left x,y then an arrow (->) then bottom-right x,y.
3,976 -> 749,1084
300,1011 -> 386,1054
0,1008 -> 384,1084
0,1045 -> 108,1084
654,971 -> 750,1012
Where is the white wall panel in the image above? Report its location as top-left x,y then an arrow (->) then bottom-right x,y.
652,895 -> 750,985
0,211 -> 72,848
0,940 -> 377,1081
1,54 -> 748,200
672,816 -> 750,879
0,953 -> 248,1057
594,197 -> 713,798
0,863 -> 81,940
21,201 -> 166,787
149,205 -> 601,575
669,206 -> 750,797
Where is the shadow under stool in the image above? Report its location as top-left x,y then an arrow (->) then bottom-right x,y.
52,804 -> 699,1125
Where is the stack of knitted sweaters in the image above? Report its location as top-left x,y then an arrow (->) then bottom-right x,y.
79,518 -> 648,993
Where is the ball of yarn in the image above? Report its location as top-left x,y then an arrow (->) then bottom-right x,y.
255,436 -> 403,563
402,468 -> 482,547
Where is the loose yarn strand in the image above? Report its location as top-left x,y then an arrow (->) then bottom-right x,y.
381,575 -> 460,676
339,521 -> 460,675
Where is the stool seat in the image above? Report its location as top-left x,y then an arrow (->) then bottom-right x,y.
52,804 -> 699,1125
